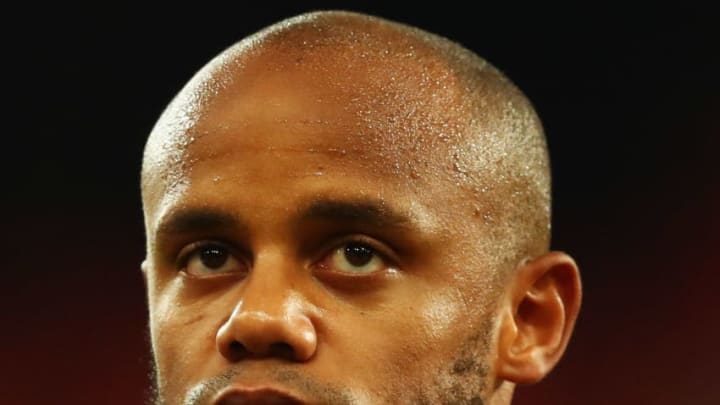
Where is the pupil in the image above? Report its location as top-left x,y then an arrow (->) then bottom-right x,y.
344,244 -> 373,266
200,246 -> 228,269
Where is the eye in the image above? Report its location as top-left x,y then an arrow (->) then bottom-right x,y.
178,242 -> 245,277
327,242 -> 388,274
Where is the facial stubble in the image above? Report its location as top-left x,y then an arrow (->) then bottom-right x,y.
145,317 -> 496,405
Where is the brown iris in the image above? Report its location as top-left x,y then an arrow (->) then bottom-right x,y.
343,243 -> 374,267
199,245 -> 229,269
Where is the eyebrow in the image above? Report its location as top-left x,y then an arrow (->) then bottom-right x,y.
154,198 -> 415,238
156,208 -> 243,237
300,199 -> 413,228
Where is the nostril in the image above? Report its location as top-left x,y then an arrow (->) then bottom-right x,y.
269,342 -> 295,359
228,341 -> 248,359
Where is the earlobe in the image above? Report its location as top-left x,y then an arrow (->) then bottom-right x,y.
495,251 -> 582,384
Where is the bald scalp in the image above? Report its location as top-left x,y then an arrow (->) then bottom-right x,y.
142,10 -> 550,273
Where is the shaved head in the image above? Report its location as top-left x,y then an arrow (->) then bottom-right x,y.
143,10 -> 550,276
140,11 -> 577,405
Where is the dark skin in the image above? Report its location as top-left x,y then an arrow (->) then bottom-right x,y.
141,11 -> 581,405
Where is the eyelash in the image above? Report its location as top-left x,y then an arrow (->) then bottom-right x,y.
175,239 -> 239,270
315,234 -> 399,270
173,235 -> 399,272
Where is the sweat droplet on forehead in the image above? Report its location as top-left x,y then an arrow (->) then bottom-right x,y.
140,13 -> 562,405
161,52 -> 480,188
142,10 -> 551,274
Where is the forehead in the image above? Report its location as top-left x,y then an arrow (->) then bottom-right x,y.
201,44 -> 472,151
141,22 -> 548,279
143,40 -> 488,203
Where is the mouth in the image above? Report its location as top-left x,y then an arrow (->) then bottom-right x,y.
212,387 -> 305,405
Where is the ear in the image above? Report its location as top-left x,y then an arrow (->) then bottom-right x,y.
495,251 -> 582,384
141,259 -> 150,281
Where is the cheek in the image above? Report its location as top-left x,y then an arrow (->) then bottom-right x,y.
329,287 -> 476,395
149,279 -> 221,400
401,287 -> 483,378
418,288 -> 468,341
149,281 -> 186,379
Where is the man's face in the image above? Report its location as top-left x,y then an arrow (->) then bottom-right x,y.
143,53 -> 507,404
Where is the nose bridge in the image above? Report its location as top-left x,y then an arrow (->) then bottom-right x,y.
237,249 -> 307,323
216,252 -> 318,362
239,258 -> 291,315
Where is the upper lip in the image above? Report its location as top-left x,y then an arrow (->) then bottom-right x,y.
212,386 -> 306,405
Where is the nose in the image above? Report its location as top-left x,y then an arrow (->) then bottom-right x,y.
216,273 -> 318,363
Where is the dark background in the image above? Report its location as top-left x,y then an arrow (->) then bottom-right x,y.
4,4 -> 719,404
